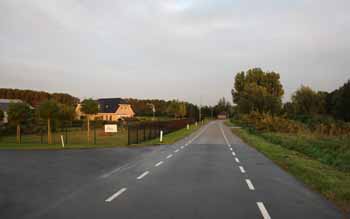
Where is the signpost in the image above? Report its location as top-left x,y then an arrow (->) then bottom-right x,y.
105,124 -> 118,133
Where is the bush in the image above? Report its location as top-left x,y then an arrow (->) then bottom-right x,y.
239,112 -> 305,133
238,112 -> 350,137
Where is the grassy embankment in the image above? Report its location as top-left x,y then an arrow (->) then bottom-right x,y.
226,120 -> 350,214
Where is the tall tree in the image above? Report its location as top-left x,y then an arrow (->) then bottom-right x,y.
291,86 -> 325,116
80,99 -> 99,143
38,100 -> 60,144
232,68 -> 284,115
166,100 -> 181,118
7,102 -> 33,143
58,104 -> 76,122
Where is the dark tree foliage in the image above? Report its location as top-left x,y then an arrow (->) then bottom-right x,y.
125,98 -> 199,119
327,80 -> 350,122
291,86 -> 326,116
213,97 -> 233,116
0,108 -> 4,122
0,88 -> 79,107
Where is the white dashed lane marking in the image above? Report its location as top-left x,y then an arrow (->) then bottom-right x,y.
137,171 -> 149,180
239,166 -> 246,173
232,152 -> 236,156
174,149 -> 179,153
155,161 -> 163,167
235,157 -> 240,163
257,202 -> 271,219
105,188 -> 127,202
166,154 -> 173,159
181,146 -> 184,149
246,179 -> 255,190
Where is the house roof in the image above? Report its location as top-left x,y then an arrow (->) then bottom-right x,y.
97,98 -> 127,113
0,99 -> 23,111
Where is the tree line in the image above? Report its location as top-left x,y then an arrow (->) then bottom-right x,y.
125,98 -> 199,119
0,88 -> 80,107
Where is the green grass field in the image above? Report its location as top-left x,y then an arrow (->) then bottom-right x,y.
0,128 -> 129,149
226,121 -> 350,214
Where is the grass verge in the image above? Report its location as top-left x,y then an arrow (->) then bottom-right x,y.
227,122 -> 350,214
139,122 -> 205,146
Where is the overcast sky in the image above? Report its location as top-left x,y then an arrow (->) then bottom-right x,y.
1,0 -> 349,105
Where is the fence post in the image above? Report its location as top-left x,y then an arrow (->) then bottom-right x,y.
127,124 -> 130,145
136,127 -> 139,144
40,127 -> 43,144
160,130 -> 163,143
65,121 -> 68,145
94,121 -> 96,145
19,125 -> 21,144
143,125 -> 146,142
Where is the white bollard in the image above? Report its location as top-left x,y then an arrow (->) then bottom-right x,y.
61,135 -> 65,148
195,122 -> 198,127
160,130 -> 163,142
187,124 -> 190,130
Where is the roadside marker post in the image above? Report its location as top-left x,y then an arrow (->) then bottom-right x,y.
60,135 -> 65,148
160,130 -> 163,143
187,124 -> 190,130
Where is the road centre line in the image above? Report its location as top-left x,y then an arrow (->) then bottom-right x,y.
230,148 -> 233,151
257,202 -> 271,219
105,188 -> 127,202
155,161 -> 163,167
187,124 -> 210,146
181,146 -> 184,149
219,125 -> 231,147
167,154 -> 173,159
137,171 -> 149,180
245,179 -> 255,190
239,166 -> 246,173
232,152 -> 236,156
174,149 -> 179,153
235,157 -> 240,163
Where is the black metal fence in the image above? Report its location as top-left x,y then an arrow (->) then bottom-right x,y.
0,120 -> 128,146
127,119 -> 195,145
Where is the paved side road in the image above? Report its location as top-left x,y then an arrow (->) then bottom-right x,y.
0,121 -> 343,219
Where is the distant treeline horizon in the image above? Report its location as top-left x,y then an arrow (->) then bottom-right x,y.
0,88 -> 205,118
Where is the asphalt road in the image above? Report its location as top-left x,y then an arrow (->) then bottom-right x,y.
0,121 -> 343,219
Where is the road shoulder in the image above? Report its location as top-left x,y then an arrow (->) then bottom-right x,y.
225,121 -> 350,216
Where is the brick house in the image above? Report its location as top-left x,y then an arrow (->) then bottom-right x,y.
75,98 -> 135,121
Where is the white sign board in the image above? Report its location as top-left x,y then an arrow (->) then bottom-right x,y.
104,124 -> 118,133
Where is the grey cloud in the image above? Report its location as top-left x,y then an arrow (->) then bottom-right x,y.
1,0 -> 350,105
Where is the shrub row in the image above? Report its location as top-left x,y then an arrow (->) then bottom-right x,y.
237,112 -> 350,137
